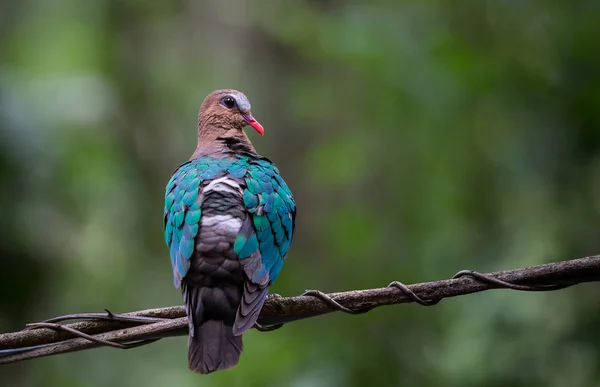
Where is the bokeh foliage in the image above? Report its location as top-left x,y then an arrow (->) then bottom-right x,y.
1,1 -> 599,386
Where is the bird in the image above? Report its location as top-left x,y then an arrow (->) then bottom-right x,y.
163,89 -> 296,374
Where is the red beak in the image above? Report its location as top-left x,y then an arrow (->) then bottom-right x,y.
242,114 -> 264,135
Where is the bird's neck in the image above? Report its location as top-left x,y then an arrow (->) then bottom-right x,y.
191,127 -> 257,160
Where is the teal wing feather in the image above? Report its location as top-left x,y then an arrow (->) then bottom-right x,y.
164,160 -> 205,288
233,158 -> 296,286
165,155 -> 295,290
164,157 -> 240,287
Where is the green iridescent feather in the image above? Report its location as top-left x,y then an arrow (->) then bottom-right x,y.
163,155 -> 296,288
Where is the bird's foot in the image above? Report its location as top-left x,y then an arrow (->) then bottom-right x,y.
266,293 -> 282,300
253,322 -> 284,332
254,294 -> 284,332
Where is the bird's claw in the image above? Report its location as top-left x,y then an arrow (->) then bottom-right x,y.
253,322 -> 284,332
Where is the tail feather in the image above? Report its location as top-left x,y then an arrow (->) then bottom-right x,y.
184,283 -> 244,374
188,319 -> 243,374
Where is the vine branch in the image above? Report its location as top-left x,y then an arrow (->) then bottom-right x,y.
1,255 -> 599,365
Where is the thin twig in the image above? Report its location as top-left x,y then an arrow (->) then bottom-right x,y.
0,255 -> 598,365
22,311 -> 169,328
24,323 -> 128,349
0,318 -> 187,363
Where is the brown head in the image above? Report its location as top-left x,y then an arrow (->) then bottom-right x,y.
195,89 -> 264,150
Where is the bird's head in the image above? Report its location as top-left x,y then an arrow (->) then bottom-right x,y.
197,89 -> 264,136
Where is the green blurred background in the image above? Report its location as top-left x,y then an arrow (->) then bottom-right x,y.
1,1 -> 600,386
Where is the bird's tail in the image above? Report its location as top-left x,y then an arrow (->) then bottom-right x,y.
183,283 -> 243,374
188,319 -> 243,374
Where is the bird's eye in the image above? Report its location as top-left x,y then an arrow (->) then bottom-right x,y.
221,96 -> 237,109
